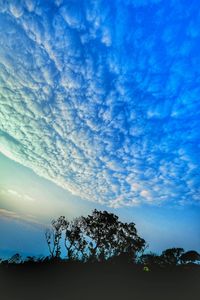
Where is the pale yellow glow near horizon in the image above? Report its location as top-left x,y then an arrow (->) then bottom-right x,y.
0,153 -> 101,224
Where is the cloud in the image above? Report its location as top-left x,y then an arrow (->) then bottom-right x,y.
0,208 -> 43,228
6,189 -> 35,202
0,0 -> 199,207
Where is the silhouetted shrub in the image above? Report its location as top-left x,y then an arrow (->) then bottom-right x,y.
180,250 -> 200,264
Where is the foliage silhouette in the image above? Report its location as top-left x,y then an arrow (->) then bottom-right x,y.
45,216 -> 67,259
64,217 -> 88,261
42,209 -> 200,269
45,209 -> 146,262
161,248 -> 185,265
1,210 -> 200,269
180,250 -> 200,264
1,210 -> 200,300
8,253 -> 22,264
140,252 -> 163,267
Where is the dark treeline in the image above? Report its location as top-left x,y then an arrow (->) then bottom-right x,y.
1,210 -> 200,300
1,209 -> 200,268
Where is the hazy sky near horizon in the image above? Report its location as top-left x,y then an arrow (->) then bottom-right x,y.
0,0 -> 200,257
0,152 -> 200,257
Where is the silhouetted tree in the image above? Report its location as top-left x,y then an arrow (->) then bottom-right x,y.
114,221 -> 146,262
161,248 -> 185,265
44,210 -> 146,262
81,209 -> 146,262
45,216 -> 68,259
81,210 -> 119,261
44,210 -> 200,268
180,250 -> 200,264
63,218 -> 88,261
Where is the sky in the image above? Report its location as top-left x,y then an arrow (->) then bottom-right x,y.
0,0 -> 200,258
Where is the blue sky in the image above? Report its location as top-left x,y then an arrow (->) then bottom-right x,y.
0,0 -> 200,258
0,152 -> 199,257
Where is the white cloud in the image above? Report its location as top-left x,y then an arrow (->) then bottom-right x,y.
4,189 -> 35,202
0,0 -> 199,207
0,208 -> 42,228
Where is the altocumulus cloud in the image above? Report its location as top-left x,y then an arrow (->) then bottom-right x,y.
0,0 -> 200,207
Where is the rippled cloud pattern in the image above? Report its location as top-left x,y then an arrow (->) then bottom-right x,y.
0,0 -> 199,207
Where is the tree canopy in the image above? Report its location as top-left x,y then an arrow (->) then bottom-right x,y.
43,210 -> 200,267
45,209 -> 146,262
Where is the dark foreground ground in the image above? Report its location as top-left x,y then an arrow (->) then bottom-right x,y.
0,262 -> 199,300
